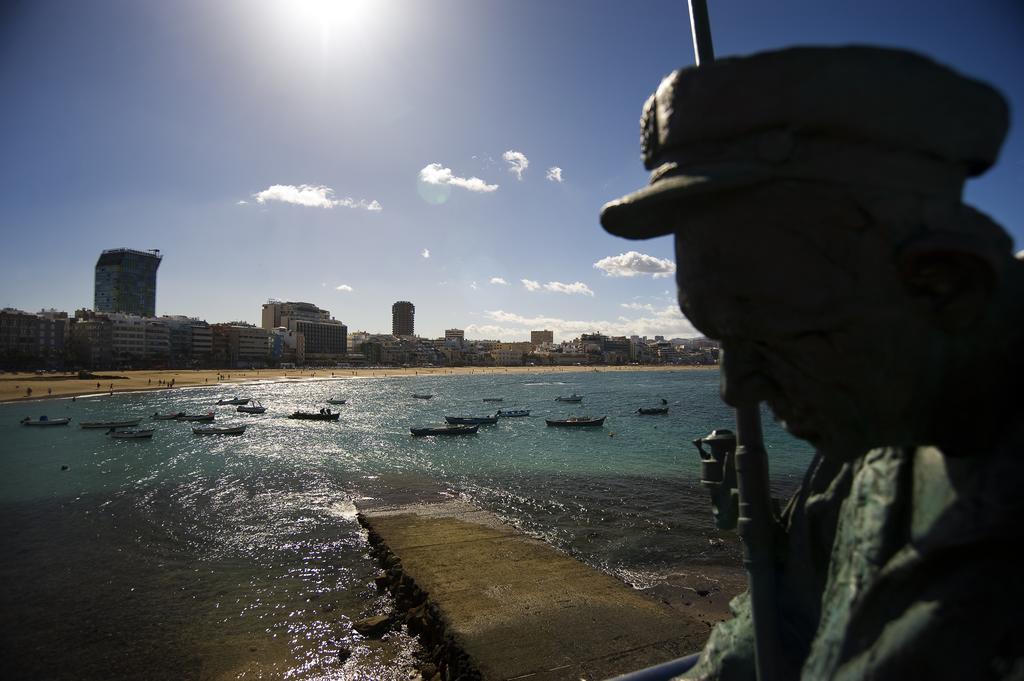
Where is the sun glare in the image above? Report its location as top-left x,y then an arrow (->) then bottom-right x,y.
293,0 -> 371,31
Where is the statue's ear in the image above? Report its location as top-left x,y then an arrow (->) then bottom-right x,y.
897,232 -> 996,332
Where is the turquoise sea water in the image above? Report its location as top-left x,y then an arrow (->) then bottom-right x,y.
0,369 -> 813,680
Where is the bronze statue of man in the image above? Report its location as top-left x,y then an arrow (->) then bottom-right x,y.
602,46 -> 1023,679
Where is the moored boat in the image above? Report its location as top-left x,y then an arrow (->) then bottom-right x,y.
410,424 -> 479,436
326,398 -> 347,405
176,412 -> 215,422
554,393 -> 583,402
152,411 -> 185,420
444,415 -> 498,425
482,397 -> 504,402
108,428 -> 155,439
80,419 -> 143,429
637,406 -> 669,415
545,415 -> 606,427
216,397 -> 250,406
496,409 -> 530,418
192,424 -> 246,435
288,410 -> 340,421
237,400 -> 266,414
411,394 -> 433,399
20,416 -> 71,426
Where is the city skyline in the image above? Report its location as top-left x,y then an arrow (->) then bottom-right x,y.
2,1 -> 1021,341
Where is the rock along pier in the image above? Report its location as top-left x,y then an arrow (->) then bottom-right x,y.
357,501 -> 709,680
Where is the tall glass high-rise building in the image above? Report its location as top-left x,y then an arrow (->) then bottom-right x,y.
94,248 -> 162,317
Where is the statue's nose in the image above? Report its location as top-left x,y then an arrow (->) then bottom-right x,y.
719,341 -> 775,407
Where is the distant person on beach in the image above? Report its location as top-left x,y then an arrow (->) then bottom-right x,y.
602,47 -> 1023,680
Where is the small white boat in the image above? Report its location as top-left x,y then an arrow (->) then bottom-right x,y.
80,419 -> 143,429
326,398 -> 347,405
108,428 -> 155,439
20,416 -> 71,426
192,424 -> 246,435
545,415 -> 606,427
216,397 -> 250,406
444,415 -> 498,425
554,393 -> 583,403
410,424 -> 478,436
496,409 -> 530,418
176,412 -> 215,422
237,400 -> 266,414
152,411 -> 185,420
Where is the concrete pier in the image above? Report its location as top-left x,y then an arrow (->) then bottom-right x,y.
358,501 -> 710,680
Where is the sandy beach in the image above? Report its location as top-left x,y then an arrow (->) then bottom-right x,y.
0,365 -> 712,404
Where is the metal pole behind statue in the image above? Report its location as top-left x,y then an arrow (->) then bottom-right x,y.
686,3 -> 780,680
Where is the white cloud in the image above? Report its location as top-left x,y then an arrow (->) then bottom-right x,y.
470,281 -> 479,290
521,279 -> 541,291
419,163 -> 498,193
546,167 -> 563,183
335,284 -> 353,292
236,200 -> 248,205
593,251 -> 676,278
253,184 -> 382,210
620,302 -> 655,312
489,277 -> 509,285
421,248 -> 430,259
544,281 -> 594,296
503,150 -> 529,180
465,306 -> 698,341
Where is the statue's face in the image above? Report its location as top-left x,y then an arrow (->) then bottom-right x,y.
673,186 -> 931,459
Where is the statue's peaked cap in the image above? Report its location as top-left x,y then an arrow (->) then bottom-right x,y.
601,46 -> 1010,240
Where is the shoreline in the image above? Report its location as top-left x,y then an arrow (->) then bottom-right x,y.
0,365 -> 716,404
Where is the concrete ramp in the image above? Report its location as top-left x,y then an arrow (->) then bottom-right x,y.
358,501 -> 708,680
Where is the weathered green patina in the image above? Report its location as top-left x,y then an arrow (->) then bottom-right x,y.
602,46 -> 1023,679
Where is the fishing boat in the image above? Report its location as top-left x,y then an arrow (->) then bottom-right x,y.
216,397 -> 250,406
554,393 -> 583,402
482,397 -> 504,402
20,416 -> 71,426
410,424 -> 479,436
107,428 -> 155,439
637,406 -> 669,415
411,394 -> 433,399
496,409 -> 530,418
444,415 -> 498,425
237,400 -> 266,414
545,415 -> 607,427
152,411 -> 185,420
80,419 -> 143,429
288,410 -> 340,421
326,398 -> 347,405
192,424 -> 246,435
176,412 -> 215,422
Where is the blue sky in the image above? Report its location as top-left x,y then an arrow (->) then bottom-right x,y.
1,0 -> 1021,341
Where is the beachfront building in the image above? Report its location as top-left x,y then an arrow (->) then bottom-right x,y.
160,316 -> 213,368
143,318 -> 170,366
292,318 -> 346,363
392,301 -> 414,337
531,330 -> 554,346
94,248 -> 162,317
0,307 -> 68,370
269,327 -> 305,366
444,328 -> 464,346
211,323 -> 270,368
261,300 -> 346,364
69,311 -> 113,369
107,313 -> 146,366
